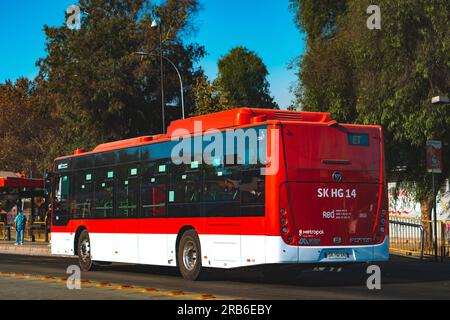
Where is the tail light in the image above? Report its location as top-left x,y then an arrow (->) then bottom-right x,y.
280,208 -> 295,245
375,205 -> 389,243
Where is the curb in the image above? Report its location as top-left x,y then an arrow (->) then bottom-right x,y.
0,244 -> 52,257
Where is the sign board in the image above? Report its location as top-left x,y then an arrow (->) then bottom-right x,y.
426,140 -> 443,173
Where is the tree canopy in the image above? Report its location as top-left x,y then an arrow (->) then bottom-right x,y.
216,46 -> 278,109
0,78 -> 64,174
38,0 -> 205,151
290,0 -> 450,215
190,74 -> 232,116
0,0 -> 205,174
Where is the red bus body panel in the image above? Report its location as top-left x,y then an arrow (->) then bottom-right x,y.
277,123 -> 388,247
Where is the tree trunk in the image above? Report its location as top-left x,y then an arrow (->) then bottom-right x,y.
420,200 -> 433,252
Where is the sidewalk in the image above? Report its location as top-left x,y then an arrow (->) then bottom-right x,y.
0,241 -> 52,257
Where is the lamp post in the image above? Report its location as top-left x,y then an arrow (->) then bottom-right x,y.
151,19 -> 166,133
134,51 -> 186,122
432,96 -> 450,104
430,95 -> 448,261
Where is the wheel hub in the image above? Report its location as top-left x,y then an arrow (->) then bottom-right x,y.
182,241 -> 198,271
80,239 -> 91,262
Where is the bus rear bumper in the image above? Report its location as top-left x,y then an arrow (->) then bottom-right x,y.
298,237 -> 389,264
266,237 -> 389,265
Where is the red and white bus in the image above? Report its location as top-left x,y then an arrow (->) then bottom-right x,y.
49,108 -> 389,280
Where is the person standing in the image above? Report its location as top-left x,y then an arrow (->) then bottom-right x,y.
14,208 -> 27,246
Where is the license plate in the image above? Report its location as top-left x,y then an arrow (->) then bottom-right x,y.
323,250 -> 351,260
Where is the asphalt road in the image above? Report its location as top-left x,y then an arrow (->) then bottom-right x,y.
0,254 -> 448,300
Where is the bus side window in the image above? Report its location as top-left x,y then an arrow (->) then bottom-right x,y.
94,168 -> 115,218
168,162 -> 202,217
72,171 -> 93,219
240,169 -> 265,217
170,163 -> 202,203
141,162 -> 167,218
53,174 -> 71,225
203,164 -> 241,217
116,165 -> 139,218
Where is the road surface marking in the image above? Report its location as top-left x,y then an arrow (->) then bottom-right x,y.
0,271 -> 240,300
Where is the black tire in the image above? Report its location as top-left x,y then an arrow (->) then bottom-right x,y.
177,230 -> 204,281
77,230 -> 94,272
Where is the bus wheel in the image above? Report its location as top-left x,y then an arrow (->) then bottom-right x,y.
177,230 -> 204,281
77,230 -> 94,272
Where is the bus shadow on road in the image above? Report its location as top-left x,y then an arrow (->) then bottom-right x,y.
102,263 -> 370,287
100,255 -> 450,288
220,256 -> 450,287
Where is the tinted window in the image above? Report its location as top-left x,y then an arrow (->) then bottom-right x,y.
73,156 -> 94,170
204,165 -> 240,202
204,165 -> 240,217
169,163 -> 202,204
222,126 -> 267,167
241,169 -> 265,217
141,141 -> 177,161
116,165 -> 139,217
95,152 -> 117,167
141,162 -> 167,218
118,148 -> 140,163
94,168 -> 115,218
72,171 -> 94,219
53,174 -> 71,225
168,162 -> 202,218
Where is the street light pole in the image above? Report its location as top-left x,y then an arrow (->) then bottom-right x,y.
430,95 -> 449,262
134,50 -> 186,123
432,171 -> 437,261
149,19 -> 186,132
160,55 -> 185,120
154,20 -> 166,133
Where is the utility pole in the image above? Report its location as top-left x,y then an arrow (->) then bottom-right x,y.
158,22 -> 166,134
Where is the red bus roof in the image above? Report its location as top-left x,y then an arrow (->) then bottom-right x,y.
0,177 -> 44,189
56,108 -> 334,160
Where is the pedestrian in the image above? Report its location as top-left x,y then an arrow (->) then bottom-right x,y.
14,208 -> 27,246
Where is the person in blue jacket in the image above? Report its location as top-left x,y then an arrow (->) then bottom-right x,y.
14,208 -> 27,246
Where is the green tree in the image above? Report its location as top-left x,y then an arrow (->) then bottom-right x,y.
190,73 -> 232,116
217,46 -> 278,109
290,0 -> 450,226
38,0 -> 205,151
289,0 -> 346,43
0,79 -> 64,175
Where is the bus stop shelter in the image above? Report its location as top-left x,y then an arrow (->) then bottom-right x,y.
0,176 -> 46,242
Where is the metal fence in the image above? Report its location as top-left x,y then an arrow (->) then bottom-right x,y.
0,222 -> 5,241
390,216 -> 449,260
0,223 -> 48,243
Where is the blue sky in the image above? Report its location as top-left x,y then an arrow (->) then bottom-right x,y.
0,0 -> 305,108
